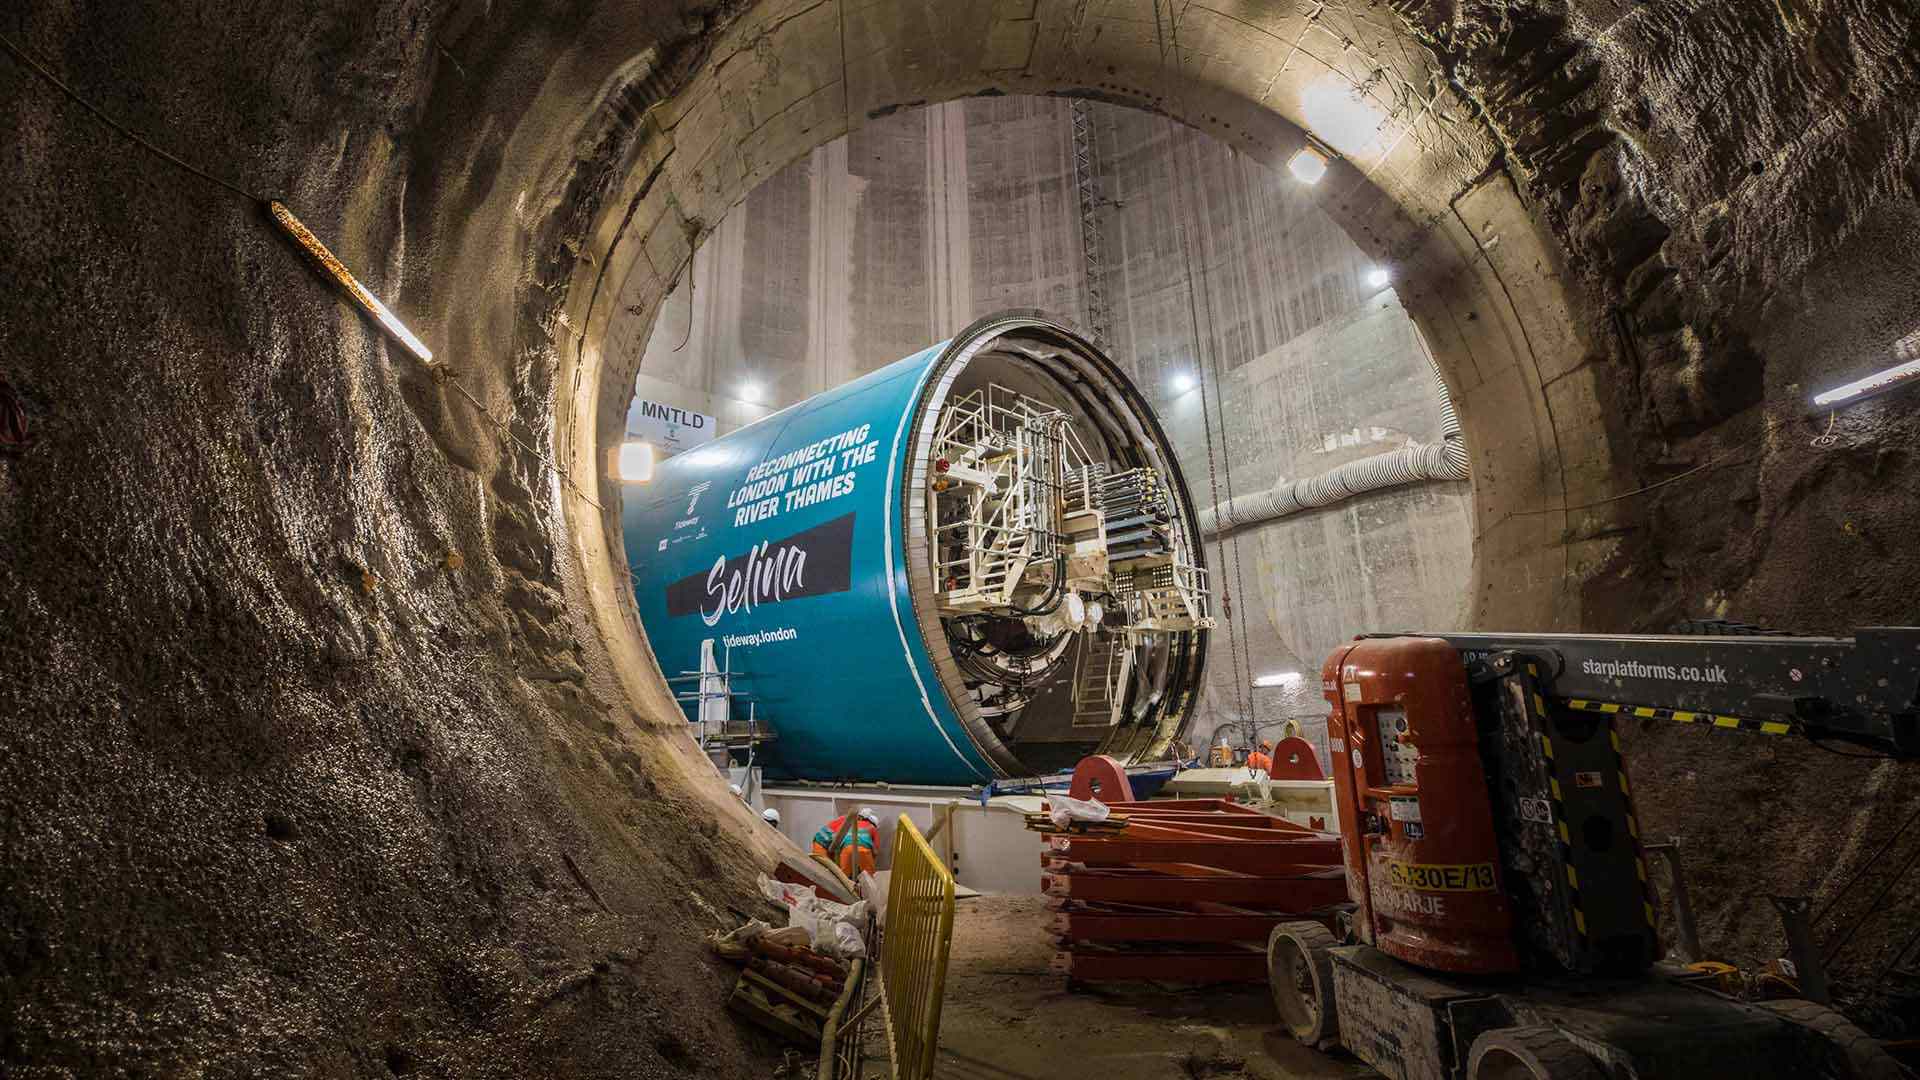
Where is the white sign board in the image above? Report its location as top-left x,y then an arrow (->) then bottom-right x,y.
626,397 -> 717,456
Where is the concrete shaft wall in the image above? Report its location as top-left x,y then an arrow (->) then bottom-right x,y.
1094,111 -> 1472,754
618,97 -> 1472,759
614,96 -> 1085,405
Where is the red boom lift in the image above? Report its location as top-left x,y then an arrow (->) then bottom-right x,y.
1267,627 -> 1920,1079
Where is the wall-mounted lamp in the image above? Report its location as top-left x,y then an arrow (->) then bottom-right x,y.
1169,371 -> 1198,394
609,440 -> 656,484
1812,357 -> 1920,409
739,380 -> 764,405
268,201 -> 434,366
1365,267 -> 1392,289
1287,147 -> 1328,185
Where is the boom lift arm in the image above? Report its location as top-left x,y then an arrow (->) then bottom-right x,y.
1362,626 -> 1920,758
1273,626 -> 1920,1080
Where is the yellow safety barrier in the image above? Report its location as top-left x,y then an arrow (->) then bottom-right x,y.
882,814 -> 956,1080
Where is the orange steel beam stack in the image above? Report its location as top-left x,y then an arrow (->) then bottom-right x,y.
1034,797 -> 1346,982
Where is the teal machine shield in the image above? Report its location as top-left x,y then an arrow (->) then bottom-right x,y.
621,313 -> 1212,785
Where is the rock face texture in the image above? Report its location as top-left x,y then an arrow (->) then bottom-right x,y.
1,0 -> 1917,1072
1,1 -> 781,1075
1411,1 -> 1920,1016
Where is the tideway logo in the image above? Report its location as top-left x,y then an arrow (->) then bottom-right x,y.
665,513 -> 856,627
723,627 -> 799,648
675,480 -> 713,532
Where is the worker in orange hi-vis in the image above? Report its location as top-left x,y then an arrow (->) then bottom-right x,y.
1247,740 -> 1274,774
810,807 -> 881,877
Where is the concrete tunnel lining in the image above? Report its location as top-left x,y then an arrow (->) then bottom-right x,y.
532,1 -> 1617,737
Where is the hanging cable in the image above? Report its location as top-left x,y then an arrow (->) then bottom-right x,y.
670,257 -> 696,352
0,372 -> 31,453
1822,837 -> 1920,966
1176,118 -> 1260,721
1811,801 -> 1920,928
1155,4 -> 1255,729
1163,114 -> 1254,730
0,31 -> 266,204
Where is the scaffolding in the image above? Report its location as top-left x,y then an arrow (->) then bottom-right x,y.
1069,98 -> 1111,346
666,640 -> 777,768
930,384 -> 1093,610
929,381 -> 1212,633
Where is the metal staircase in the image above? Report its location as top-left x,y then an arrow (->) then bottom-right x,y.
1071,632 -> 1125,728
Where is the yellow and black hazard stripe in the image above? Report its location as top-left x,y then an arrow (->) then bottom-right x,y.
1530,665 -> 1588,940
1609,727 -> 1658,929
1566,699 -> 1797,738
1546,771 -> 1588,939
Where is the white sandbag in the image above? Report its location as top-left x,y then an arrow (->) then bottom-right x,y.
1047,794 -> 1110,829
792,895 -> 869,960
759,874 -> 817,908
761,874 -> 868,958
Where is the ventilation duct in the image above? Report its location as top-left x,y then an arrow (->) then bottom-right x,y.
1199,363 -> 1469,537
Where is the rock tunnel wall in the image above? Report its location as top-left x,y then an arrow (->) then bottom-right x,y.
2,0 -> 1918,1069
1412,0 -> 1920,1003
0,1 -> 784,1074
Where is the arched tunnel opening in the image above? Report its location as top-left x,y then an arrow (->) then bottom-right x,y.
613,95 -> 1477,785
4,2 -> 1920,1075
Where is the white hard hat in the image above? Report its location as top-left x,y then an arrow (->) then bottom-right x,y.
859,807 -> 880,826
762,808 -> 781,826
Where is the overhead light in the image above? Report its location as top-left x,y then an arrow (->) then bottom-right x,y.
1365,267 -> 1392,289
1287,147 -> 1328,185
1169,371 -> 1197,394
1812,357 -> 1920,409
609,440 -> 656,483
740,380 -> 764,404
1253,671 -> 1302,688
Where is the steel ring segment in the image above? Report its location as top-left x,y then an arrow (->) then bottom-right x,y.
901,312 -> 1210,778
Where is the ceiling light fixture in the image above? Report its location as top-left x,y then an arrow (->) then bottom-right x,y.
1366,267 -> 1392,289
1169,371 -> 1197,394
1287,147 -> 1328,185
740,380 -> 764,404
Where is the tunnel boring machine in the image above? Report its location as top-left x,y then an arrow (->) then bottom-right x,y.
621,312 -> 1213,785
